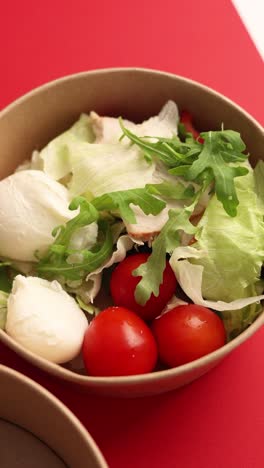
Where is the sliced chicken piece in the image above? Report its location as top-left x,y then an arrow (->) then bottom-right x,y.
125,199 -> 184,242
125,184 -> 212,243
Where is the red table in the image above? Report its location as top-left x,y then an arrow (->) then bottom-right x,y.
1,1 -> 264,467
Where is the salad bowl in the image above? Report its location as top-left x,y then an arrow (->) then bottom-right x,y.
0,68 -> 263,397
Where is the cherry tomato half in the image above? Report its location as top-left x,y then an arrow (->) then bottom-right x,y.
152,304 -> 226,367
82,306 -> 158,376
110,253 -> 177,321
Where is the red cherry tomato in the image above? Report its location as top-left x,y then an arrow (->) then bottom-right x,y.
152,304 -> 226,367
110,253 -> 177,321
82,306 -> 158,376
180,111 -> 204,143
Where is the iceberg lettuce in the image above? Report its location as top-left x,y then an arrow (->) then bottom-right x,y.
254,160 -> 264,210
193,164 -> 264,302
36,102 -> 179,196
69,142 -> 156,198
38,114 -> 95,181
170,163 -> 264,338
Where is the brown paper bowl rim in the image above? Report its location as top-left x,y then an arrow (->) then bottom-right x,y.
0,67 -> 264,387
0,67 -> 263,132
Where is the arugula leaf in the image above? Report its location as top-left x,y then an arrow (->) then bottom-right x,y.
37,198 -> 113,281
146,182 -> 195,200
38,220 -> 113,281
36,179 -> 191,283
91,188 -> 166,223
120,120 -> 249,217
184,132 -> 249,217
133,204 -> 197,305
119,118 -> 192,167
132,178 -> 211,306
49,196 -> 99,250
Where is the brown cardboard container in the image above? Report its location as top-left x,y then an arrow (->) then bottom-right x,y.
0,68 -> 263,397
0,365 -> 108,467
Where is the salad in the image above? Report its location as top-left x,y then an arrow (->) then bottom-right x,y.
0,100 -> 264,377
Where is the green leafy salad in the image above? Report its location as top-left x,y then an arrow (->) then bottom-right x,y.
0,100 -> 264,369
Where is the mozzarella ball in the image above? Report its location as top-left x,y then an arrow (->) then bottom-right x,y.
6,275 -> 88,363
0,170 -> 75,261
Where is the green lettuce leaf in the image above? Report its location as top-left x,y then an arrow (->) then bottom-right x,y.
0,290 -> 9,329
39,114 -> 95,181
69,142 -> 155,198
92,188 -> 166,224
170,163 -> 264,337
0,264 -> 12,293
193,164 -> 264,302
221,293 -> 263,341
254,160 -> 264,211
169,247 -> 264,340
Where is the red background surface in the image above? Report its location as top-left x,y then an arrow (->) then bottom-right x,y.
1,1 -> 264,467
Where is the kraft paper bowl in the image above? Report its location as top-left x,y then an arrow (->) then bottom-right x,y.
0,68 -> 263,397
0,365 -> 108,467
